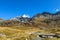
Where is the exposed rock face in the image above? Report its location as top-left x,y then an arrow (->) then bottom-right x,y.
10,16 -> 31,23
16,16 -> 31,23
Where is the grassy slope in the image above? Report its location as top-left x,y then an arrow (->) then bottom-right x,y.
0,26 -> 60,40
0,27 -> 42,40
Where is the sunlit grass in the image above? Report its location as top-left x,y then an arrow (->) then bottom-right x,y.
0,26 -> 60,40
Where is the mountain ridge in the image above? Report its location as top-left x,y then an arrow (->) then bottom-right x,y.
0,12 -> 60,29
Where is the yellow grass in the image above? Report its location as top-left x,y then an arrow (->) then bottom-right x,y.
0,27 -> 41,40
0,26 -> 60,40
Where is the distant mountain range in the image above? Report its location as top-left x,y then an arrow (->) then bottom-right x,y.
0,12 -> 60,29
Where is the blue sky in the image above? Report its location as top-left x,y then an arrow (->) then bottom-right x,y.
0,0 -> 60,20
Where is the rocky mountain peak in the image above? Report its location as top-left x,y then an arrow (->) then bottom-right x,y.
10,15 -> 31,23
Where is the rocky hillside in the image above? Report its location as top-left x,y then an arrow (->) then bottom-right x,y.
32,12 -> 60,28
0,12 -> 60,29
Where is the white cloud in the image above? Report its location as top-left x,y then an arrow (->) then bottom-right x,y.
56,9 -> 59,11
55,8 -> 60,12
22,14 -> 30,18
